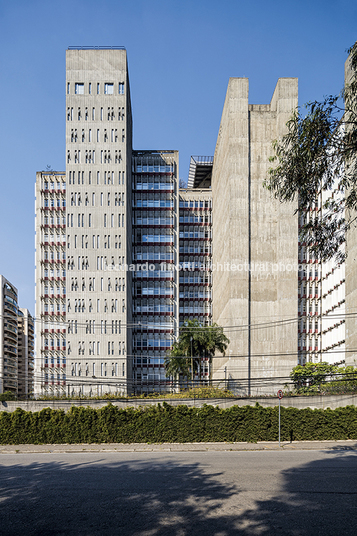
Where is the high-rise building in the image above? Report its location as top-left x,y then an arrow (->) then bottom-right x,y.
65,47 -> 133,397
0,276 -> 18,394
210,78 -> 299,395
131,151 -> 179,392
34,46 -> 354,398
179,156 -> 213,383
298,196 -> 345,366
17,308 -> 35,398
35,172 -> 67,396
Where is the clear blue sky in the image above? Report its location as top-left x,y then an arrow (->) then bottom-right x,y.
0,0 -> 356,313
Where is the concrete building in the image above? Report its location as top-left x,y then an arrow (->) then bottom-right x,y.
17,309 -> 35,398
64,47 -> 133,397
35,48 -> 180,397
34,50 -> 301,397
34,46 -> 355,398
0,276 -> 18,394
210,78 -> 299,395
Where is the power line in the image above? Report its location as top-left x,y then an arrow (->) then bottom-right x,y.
3,309 -> 357,332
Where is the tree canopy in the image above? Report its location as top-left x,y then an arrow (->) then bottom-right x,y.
264,41 -> 357,263
289,362 -> 357,395
164,320 -> 230,381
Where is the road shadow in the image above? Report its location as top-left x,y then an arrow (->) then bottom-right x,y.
236,451 -> 357,535
0,451 -> 356,535
0,456 -> 238,536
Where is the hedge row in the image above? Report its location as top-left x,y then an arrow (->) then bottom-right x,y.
1,403 -> 357,444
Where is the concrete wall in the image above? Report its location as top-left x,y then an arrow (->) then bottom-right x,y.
211,78 -> 298,394
1,393 -> 356,413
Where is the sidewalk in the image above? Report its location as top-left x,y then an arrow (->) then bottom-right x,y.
1,440 -> 357,454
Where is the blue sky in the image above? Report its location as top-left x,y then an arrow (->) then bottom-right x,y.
0,0 -> 356,312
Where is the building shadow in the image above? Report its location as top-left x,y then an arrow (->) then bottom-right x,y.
0,450 -> 356,535
236,449 -> 357,535
0,456 -> 238,536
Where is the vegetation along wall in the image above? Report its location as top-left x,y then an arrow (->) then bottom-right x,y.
1,403 -> 357,444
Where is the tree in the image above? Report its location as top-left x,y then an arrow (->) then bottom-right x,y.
290,362 -> 357,394
164,320 -> 230,386
264,41 -> 357,263
290,362 -> 337,392
0,391 -> 16,402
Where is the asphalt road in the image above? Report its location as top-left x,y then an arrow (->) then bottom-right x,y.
0,449 -> 357,535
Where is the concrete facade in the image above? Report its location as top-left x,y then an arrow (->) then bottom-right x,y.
33,47 -> 356,398
65,48 -> 132,396
211,78 -> 299,395
2,393 -> 357,413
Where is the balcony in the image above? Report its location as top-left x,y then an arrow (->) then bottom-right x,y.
4,302 -> 18,314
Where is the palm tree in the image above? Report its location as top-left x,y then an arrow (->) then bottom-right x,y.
165,320 -> 229,387
204,323 -> 230,384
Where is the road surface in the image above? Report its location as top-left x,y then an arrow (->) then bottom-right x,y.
0,448 -> 357,535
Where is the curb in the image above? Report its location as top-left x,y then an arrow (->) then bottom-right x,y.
1,440 -> 357,454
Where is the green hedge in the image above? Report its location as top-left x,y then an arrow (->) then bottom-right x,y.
1,403 -> 357,444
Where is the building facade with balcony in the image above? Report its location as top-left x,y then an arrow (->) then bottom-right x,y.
34,172 -> 67,396
131,151 -> 179,392
17,308 -> 35,398
298,205 -> 345,366
0,276 -> 19,394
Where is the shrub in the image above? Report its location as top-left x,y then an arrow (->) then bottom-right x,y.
1,403 -> 357,444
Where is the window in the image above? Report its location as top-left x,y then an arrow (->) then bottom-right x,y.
105,83 -> 114,95
89,83 -> 92,94
119,82 -> 124,94
75,83 -> 84,94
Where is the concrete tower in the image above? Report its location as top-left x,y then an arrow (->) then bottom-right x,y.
65,47 -> 133,396
211,78 -> 299,395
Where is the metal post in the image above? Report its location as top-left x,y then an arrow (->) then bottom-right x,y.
279,397 -> 281,448
248,110 -> 251,397
190,336 -> 193,388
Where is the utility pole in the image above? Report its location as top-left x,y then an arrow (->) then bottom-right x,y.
190,336 -> 193,388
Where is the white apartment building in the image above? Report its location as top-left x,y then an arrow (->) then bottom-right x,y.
35,172 -> 67,395
298,169 -> 346,365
